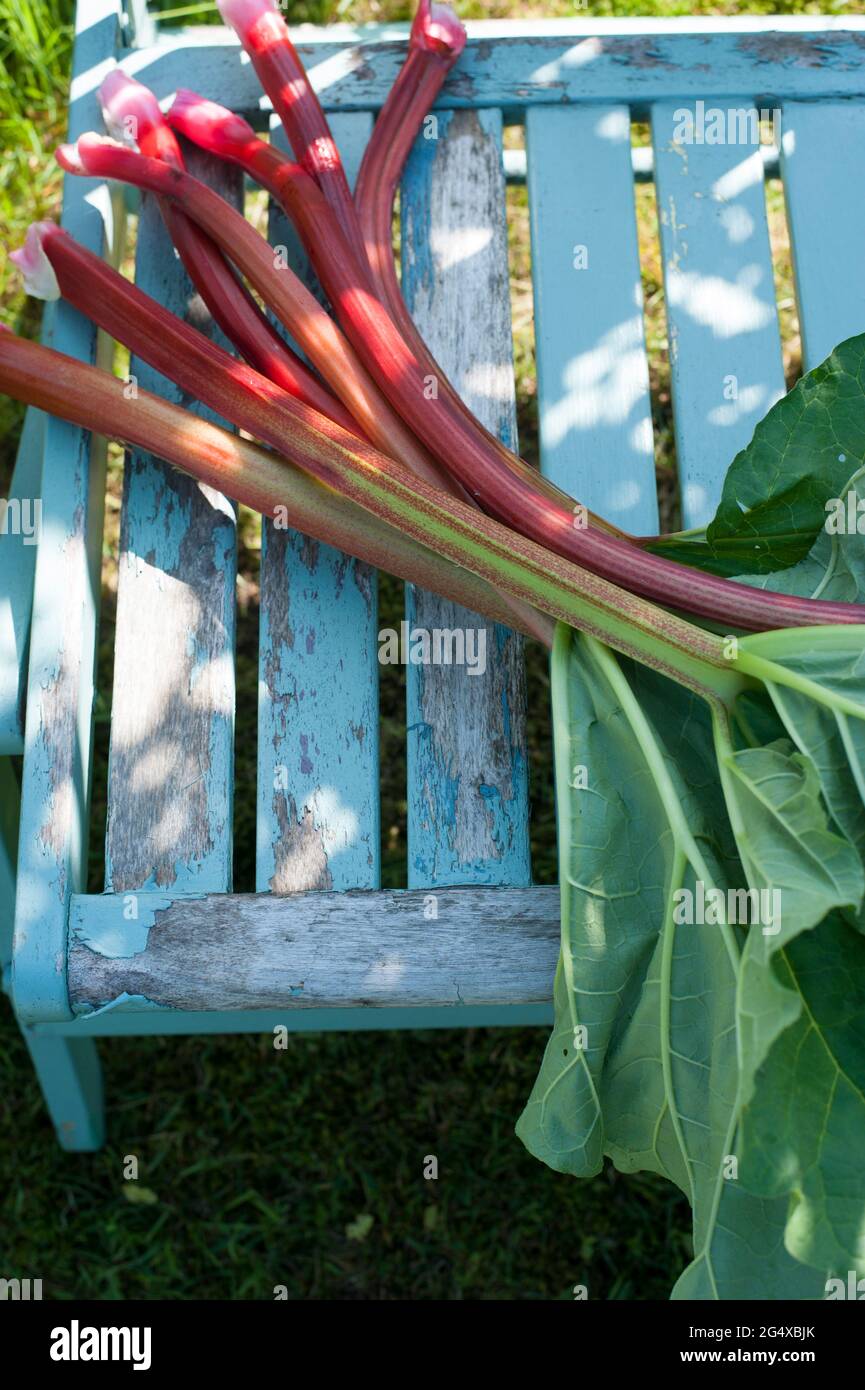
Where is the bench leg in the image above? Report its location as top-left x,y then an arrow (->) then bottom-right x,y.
0,758 -> 105,1152
20,1030 -> 105,1152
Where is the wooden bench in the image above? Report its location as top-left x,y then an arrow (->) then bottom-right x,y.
3,1 -> 865,1149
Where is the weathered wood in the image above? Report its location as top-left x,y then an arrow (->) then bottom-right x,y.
12,0 -> 123,1023
258,113 -> 379,894
126,21 -> 865,122
401,107 -> 529,888
0,408 -> 44,754
68,886 -> 559,1012
780,101 -> 865,370
652,102 -> 785,528
0,758 -> 19,973
105,144 -> 239,894
527,105 -> 656,530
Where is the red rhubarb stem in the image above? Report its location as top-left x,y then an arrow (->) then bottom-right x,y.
169,89 -> 596,523
32,222 -> 423,497
138,122 -> 865,632
350,3 -> 622,532
0,331 -> 537,637
356,2 -> 465,324
0,327 -> 741,685
99,69 -> 361,435
57,135 -> 452,491
26,220 -> 548,645
216,0 -> 369,266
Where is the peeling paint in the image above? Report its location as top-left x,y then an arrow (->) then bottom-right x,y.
105,158 -> 239,897
401,107 -> 530,888
269,792 -> 333,893
72,989 -> 171,1019
736,33 -> 838,69
608,38 -> 676,71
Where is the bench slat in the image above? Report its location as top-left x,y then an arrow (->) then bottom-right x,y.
105,147 -> 239,894
67,886 -> 558,1012
258,114 -> 380,893
780,101 -> 865,370
128,24 -> 865,125
13,0 -> 123,1023
526,105 -> 657,530
0,408 -> 44,754
652,103 -> 785,527
401,107 -> 530,888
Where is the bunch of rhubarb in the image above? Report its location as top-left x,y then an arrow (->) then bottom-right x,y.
3,0 -> 865,1300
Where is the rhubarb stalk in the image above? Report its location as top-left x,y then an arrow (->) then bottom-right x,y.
355,1 -> 466,329
0,328 -> 743,696
350,2 -> 626,531
216,0 -> 368,265
168,88 -> 603,526
16,222 -> 551,645
99,68 -> 361,435
55,134 -> 455,492
63,130 -> 865,632
0,330 -> 531,635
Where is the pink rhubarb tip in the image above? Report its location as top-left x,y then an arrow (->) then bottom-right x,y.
57,132 -> 125,175
216,0 -> 280,38
10,222 -> 62,301
99,68 -> 163,148
411,0 -> 466,57
55,140 -> 86,174
168,89 -> 258,154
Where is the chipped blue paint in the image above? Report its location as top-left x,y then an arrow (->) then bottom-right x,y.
104,161 -> 237,895
257,114 -> 379,894
402,106 -> 530,890
13,0 -> 124,1025
69,891 -> 195,958
0,409 -> 44,753
71,990 -> 171,1019
12,5 -> 864,1144
125,22 -> 865,126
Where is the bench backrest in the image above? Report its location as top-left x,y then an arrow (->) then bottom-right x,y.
10,2 -> 865,1024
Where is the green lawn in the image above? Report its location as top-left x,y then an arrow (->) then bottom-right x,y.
0,0 -> 835,1300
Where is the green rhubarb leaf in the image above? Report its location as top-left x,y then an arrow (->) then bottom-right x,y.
734,628 -> 865,931
518,626 -> 860,1299
720,743 -> 863,968
517,628 -> 742,1205
719,737 -> 863,1099
760,686 -> 865,932
720,634 -> 865,1291
679,732 -> 860,1297
671,1186 -> 827,1300
738,914 -> 865,1280
732,522 -> 865,605
648,334 -> 865,576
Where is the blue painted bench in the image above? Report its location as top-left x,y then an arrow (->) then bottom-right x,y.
3,1 -> 865,1149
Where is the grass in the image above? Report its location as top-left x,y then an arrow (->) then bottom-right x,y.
0,0 -> 821,1300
